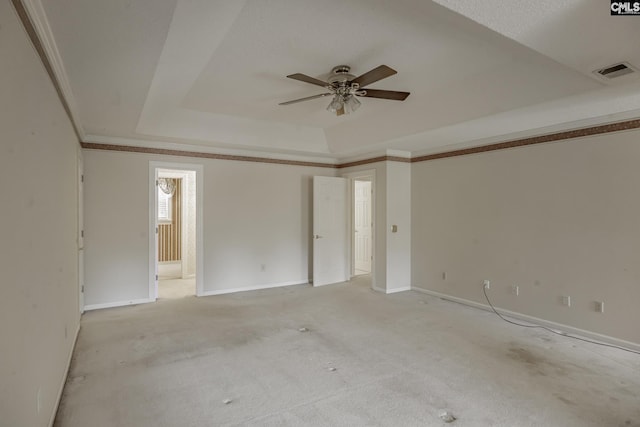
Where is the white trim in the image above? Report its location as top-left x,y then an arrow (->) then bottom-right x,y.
84,298 -> 154,311
49,324 -> 80,427
149,162 -> 204,299
77,147 -> 84,314
341,169 -> 376,291
337,149 -> 412,165
22,0 -> 86,139
372,286 -> 411,294
200,280 -> 308,296
312,281 -> 337,287
149,165 -> 157,300
386,286 -> 411,294
180,177 -> 188,279
412,287 -> 640,353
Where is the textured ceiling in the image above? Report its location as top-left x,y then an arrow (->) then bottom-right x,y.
38,0 -> 640,161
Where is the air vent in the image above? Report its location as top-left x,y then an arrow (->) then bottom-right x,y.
594,62 -> 637,79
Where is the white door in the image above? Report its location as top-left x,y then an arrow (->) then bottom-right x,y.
313,176 -> 348,286
77,149 -> 85,313
354,180 -> 372,273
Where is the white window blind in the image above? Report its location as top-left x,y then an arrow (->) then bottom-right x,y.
158,187 -> 172,222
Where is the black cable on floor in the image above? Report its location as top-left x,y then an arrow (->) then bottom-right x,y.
482,285 -> 640,356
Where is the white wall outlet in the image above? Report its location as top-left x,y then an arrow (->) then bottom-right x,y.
562,295 -> 571,307
442,271 -> 447,280
260,264 -> 266,272
483,279 -> 490,289
512,285 -> 519,296
595,301 -> 604,313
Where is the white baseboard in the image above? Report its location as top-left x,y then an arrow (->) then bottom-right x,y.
200,280 -> 308,296
50,323 -> 80,427
84,298 -> 154,311
412,286 -> 640,353
372,285 -> 411,294
386,286 -> 411,294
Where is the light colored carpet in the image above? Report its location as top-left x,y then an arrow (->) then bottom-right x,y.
55,276 -> 640,426
158,262 -> 182,281
158,278 -> 195,299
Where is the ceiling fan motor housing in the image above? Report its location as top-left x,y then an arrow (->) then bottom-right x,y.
328,65 -> 355,85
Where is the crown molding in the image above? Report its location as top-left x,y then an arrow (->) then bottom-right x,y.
411,118 -> 640,163
81,142 -> 338,169
14,0 -> 85,141
82,117 -> 640,169
82,134 -> 338,166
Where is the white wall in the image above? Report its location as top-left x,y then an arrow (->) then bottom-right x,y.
0,2 -> 80,425
203,159 -> 334,293
84,151 -> 150,306
412,131 -> 640,345
83,149 -> 335,306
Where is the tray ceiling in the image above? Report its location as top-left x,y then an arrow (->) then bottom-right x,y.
37,0 -> 640,161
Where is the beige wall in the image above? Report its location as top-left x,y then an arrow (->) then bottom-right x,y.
0,2 -> 81,426
341,160 -> 412,293
83,149 -> 336,306
412,130 -> 640,345
386,161 -> 411,292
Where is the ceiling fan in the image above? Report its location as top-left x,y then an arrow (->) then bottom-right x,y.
279,65 -> 410,116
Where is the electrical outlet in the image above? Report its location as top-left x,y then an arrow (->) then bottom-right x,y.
442,272 -> 447,280
512,285 -> 519,296
561,295 -> 571,307
483,279 -> 490,289
595,301 -> 604,313
260,264 -> 266,272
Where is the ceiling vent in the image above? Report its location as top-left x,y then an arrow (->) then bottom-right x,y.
593,62 -> 637,80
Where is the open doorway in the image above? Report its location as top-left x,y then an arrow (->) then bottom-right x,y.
157,169 -> 194,298
149,162 -> 204,300
353,178 -> 372,276
338,169 -> 375,289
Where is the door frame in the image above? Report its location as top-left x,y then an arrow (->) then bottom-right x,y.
149,161 -> 204,299
341,169 -> 376,288
353,179 -> 372,275
77,146 -> 84,313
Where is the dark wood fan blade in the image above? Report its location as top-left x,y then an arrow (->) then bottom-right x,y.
351,65 -> 397,88
360,89 -> 410,101
286,73 -> 329,88
279,93 -> 332,105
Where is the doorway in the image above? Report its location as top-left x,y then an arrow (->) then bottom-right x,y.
149,162 -> 204,300
353,179 -> 372,275
336,169 -> 376,288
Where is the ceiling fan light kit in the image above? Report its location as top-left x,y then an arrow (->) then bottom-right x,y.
279,65 -> 410,116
